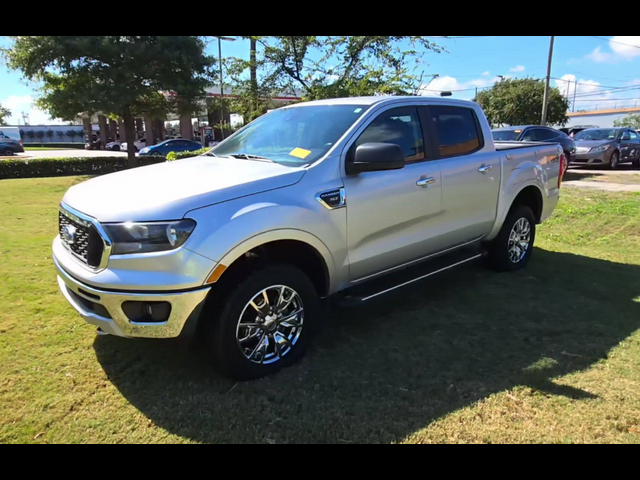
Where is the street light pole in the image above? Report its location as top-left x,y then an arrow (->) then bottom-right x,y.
541,36 -> 556,126
215,36 -> 236,141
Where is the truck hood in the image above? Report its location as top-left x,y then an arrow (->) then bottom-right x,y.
575,140 -> 614,149
63,156 -> 306,222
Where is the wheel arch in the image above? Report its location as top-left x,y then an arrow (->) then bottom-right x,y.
512,185 -> 544,224
208,231 -> 336,298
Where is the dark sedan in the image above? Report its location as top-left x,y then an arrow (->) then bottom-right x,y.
492,126 -> 577,162
139,139 -> 203,157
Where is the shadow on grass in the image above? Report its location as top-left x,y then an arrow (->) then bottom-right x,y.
94,249 -> 640,443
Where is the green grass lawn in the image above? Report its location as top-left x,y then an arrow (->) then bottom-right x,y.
1,178 -> 639,444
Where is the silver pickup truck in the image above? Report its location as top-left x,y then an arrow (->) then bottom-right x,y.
53,97 -> 566,380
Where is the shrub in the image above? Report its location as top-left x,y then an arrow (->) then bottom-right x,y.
0,156 -> 166,180
166,148 -> 210,162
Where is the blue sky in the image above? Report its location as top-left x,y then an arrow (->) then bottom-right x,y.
1,36 -> 639,125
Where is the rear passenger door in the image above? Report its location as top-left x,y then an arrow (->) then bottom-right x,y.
426,105 -> 501,245
629,131 -> 640,160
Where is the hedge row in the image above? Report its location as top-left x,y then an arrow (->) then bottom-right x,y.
0,156 -> 167,180
166,148 -> 211,161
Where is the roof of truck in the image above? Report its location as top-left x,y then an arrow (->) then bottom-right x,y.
290,96 -> 478,108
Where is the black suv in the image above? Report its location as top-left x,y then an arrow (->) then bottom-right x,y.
492,126 -> 577,162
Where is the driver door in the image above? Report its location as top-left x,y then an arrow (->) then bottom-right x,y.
343,106 -> 444,282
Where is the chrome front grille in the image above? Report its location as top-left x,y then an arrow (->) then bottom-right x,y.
59,206 -> 109,269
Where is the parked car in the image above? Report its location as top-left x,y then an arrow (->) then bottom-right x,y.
559,125 -> 599,139
492,126 -> 576,162
0,127 -> 24,155
139,139 -> 203,156
53,97 -> 565,381
121,138 -> 146,153
106,141 -> 122,152
573,128 -> 640,169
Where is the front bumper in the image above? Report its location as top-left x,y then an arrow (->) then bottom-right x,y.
572,150 -> 613,165
55,256 -> 210,339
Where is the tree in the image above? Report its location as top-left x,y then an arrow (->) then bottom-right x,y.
35,130 -> 45,144
56,131 -> 66,142
25,130 -> 35,142
475,78 -> 570,127
46,130 -> 54,143
226,36 -> 443,122
614,114 -> 640,129
0,103 -> 10,125
3,36 -> 215,167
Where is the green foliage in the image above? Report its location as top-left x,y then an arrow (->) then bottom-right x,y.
614,114 -> 640,129
45,130 -> 54,141
56,131 -> 65,141
0,103 -> 11,125
225,36 -> 443,121
475,78 -> 570,127
0,156 -> 166,180
3,36 -> 216,166
25,130 -> 36,140
35,131 -> 45,140
66,129 -> 79,141
166,147 -> 209,162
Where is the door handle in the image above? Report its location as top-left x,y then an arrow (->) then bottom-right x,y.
417,177 -> 436,188
479,165 -> 493,174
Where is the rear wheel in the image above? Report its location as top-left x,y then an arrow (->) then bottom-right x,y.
205,265 -> 319,381
2,149 -> 13,156
486,205 -> 536,272
633,153 -> 640,169
609,151 -> 620,170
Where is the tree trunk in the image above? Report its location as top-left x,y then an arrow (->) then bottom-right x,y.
250,38 -> 258,91
123,109 -> 138,168
82,117 -> 92,144
144,117 -> 156,146
98,115 -> 108,150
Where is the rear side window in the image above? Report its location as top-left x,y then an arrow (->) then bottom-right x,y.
430,106 -> 483,157
355,107 -> 426,163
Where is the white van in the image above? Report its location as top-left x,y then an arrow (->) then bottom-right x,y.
0,127 -> 24,155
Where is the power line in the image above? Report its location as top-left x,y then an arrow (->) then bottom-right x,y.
592,36 -> 640,50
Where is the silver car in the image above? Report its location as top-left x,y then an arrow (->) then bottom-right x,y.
573,128 -> 640,169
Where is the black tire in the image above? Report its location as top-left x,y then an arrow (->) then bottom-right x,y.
205,265 -> 319,381
608,151 -> 620,170
486,205 -> 536,272
3,149 -> 14,156
633,154 -> 640,169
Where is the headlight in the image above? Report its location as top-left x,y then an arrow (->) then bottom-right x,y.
590,145 -> 611,154
139,148 -> 150,154
104,220 -> 196,255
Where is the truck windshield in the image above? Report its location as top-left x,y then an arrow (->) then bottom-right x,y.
575,129 -> 619,141
212,105 -> 368,167
492,130 -> 521,141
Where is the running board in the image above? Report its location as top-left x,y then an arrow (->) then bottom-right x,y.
338,248 -> 485,306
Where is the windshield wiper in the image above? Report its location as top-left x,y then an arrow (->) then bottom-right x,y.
229,153 -> 276,164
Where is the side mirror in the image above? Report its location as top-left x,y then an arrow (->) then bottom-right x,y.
347,142 -> 406,175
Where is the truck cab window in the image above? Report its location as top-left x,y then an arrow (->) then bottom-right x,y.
431,106 -> 482,157
355,108 -> 426,164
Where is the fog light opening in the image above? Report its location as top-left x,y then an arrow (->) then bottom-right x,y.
122,301 -> 172,324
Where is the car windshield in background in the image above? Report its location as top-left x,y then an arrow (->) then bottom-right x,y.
575,129 -> 619,141
492,130 -> 522,141
213,105 -> 368,167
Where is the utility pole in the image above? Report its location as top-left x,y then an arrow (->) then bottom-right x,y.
250,37 -> 258,121
541,36 -> 555,126
215,36 -> 236,141
573,80 -> 578,113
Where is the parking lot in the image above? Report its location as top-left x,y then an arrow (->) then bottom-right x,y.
15,149 -> 128,159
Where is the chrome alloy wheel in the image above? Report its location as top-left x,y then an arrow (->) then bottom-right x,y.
236,286 -> 305,365
508,218 -> 532,264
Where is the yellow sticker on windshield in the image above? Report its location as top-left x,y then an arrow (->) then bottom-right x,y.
290,148 -> 312,160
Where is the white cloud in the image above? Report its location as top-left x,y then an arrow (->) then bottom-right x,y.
587,37 -> 640,63
419,75 -> 500,99
481,71 -> 491,77
1,95 -> 66,126
510,65 -> 526,73
609,36 -> 640,59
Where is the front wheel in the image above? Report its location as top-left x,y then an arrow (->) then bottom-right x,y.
609,151 -> 620,170
206,265 -> 319,381
486,205 -> 536,272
